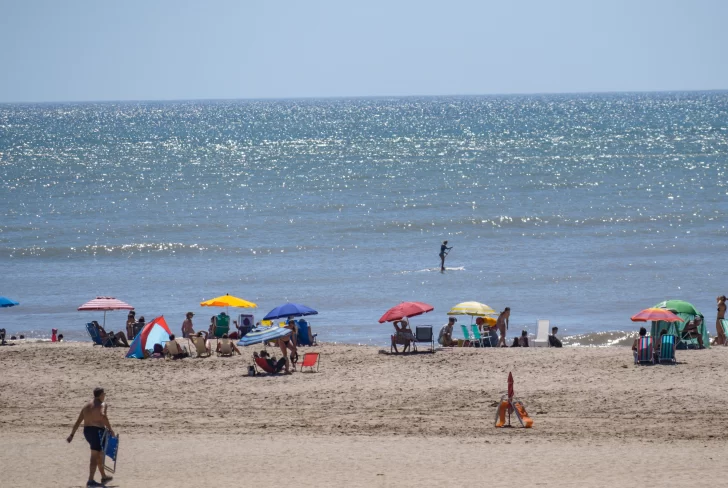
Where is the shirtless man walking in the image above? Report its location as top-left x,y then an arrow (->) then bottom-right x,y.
67,387 -> 116,487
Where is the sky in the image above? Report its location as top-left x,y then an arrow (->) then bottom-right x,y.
0,0 -> 726,102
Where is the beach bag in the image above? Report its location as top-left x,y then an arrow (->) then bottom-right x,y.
248,365 -> 256,376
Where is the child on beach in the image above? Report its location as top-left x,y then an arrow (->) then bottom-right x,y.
66,387 -> 116,487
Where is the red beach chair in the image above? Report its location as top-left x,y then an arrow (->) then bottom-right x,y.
253,355 -> 277,374
300,352 -> 320,372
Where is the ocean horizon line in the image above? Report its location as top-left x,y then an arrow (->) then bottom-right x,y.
2,87 -> 728,106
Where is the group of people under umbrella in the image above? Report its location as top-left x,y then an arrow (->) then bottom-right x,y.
380,300 -> 511,352
76,294 -> 319,372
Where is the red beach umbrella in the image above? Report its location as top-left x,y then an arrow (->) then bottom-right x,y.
378,301 -> 434,323
78,296 -> 134,329
630,308 -> 683,323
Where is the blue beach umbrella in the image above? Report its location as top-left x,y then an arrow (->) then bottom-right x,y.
263,302 -> 318,321
237,326 -> 292,347
0,297 -> 19,308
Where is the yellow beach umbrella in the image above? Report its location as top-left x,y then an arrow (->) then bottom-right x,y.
447,301 -> 496,317
200,293 -> 257,308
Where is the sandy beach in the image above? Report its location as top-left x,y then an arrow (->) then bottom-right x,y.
0,341 -> 726,487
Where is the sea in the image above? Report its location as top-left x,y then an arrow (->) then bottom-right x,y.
1,92 -> 727,346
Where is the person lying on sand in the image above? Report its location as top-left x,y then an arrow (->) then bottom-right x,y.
66,387 -> 115,487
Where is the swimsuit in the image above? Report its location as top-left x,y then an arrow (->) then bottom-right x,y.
83,426 -> 106,452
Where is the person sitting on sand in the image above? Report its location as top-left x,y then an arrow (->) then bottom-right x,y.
216,333 -> 242,355
181,312 -> 195,339
496,308 -> 510,347
256,350 -> 287,373
438,317 -> 458,347
512,330 -> 529,347
632,327 -> 647,364
682,316 -> 705,349
93,321 -> 129,347
393,318 -> 415,353
549,326 -> 563,348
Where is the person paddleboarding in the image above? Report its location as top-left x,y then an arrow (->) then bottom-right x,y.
439,240 -> 452,272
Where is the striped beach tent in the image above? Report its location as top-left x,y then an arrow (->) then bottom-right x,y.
126,316 -> 172,359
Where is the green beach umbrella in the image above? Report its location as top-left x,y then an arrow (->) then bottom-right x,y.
653,300 -> 701,316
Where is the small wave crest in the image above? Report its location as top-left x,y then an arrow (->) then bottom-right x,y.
398,266 -> 466,274
562,331 -> 636,347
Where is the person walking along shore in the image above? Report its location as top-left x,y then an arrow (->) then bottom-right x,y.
67,387 -> 116,487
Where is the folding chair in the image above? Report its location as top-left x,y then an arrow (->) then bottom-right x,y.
300,352 -> 320,372
533,319 -> 550,347
253,355 -> 278,374
216,338 -> 234,357
470,324 -> 485,347
86,323 -> 104,346
460,324 -> 474,347
658,334 -> 677,364
637,337 -> 655,365
188,336 -> 211,358
101,431 -> 120,474
414,326 -> 434,352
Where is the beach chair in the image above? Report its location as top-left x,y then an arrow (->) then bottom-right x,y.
253,355 -> 278,375
164,340 -> 186,359
300,352 -> 320,372
413,326 -> 434,352
390,331 -> 413,353
86,322 -> 104,346
533,320 -> 550,347
101,431 -> 120,474
636,337 -> 655,365
658,334 -> 677,364
297,319 -> 317,346
188,336 -> 211,358
212,314 -> 230,338
216,338 -> 235,357
460,324 -> 475,347
470,324 -> 485,347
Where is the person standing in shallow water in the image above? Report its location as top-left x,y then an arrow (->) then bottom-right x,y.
439,240 -> 452,272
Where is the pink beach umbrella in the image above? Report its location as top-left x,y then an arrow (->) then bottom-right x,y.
78,296 -> 134,329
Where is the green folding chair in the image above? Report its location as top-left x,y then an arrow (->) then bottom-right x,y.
658,334 -> 676,364
460,324 -> 474,347
470,324 -> 484,347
